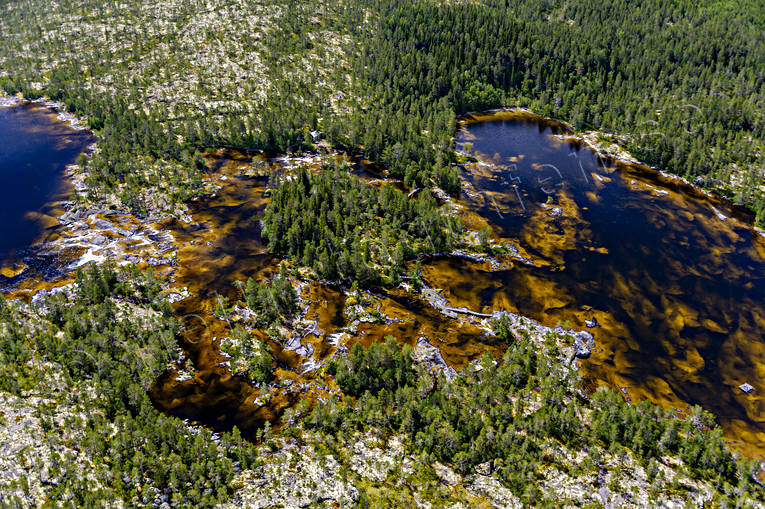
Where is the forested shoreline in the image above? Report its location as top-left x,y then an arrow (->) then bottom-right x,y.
0,0 -> 762,221
2,265 -> 763,506
313,335 -> 762,504
0,264 -> 263,506
262,163 -> 461,287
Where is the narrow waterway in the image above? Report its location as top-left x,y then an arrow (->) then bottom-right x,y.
3,105 -> 764,458
148,151 -> 500,439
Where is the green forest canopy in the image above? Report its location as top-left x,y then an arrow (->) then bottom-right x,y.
311,332 -> 763,505
1,0 -> 764,504
0,0 -> 762,220
262,163 -> 461,287
0,264 -> 262,506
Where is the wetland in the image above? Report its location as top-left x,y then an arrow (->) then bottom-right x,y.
450,112 -> 765,458
2,107 -> 764,461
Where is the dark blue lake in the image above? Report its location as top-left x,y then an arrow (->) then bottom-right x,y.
0,103 -> 93,274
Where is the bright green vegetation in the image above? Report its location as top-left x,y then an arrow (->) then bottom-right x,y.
221,325 -> 275,384
344,0 -> 765,221
219,272 -> 296,382
1,0 -> 762,219
326,337 -> 416,397
262,163 -> 461,287
238,268 -> 299,329
0,0 -> 351,213
4,265 -> 757,505
492,313 -> 516,344
0,264 -> 260,506
310,332 -> 763,505
1,0 -> 764,504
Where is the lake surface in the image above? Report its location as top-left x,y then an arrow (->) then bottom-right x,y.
441,112 -> 765,457
0,103 -> 93,280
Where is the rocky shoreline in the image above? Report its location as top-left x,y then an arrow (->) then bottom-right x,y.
419,282 -> 595,369
460,107 -> 762,232
0,93 -> 215,296
0,93 -> 89,131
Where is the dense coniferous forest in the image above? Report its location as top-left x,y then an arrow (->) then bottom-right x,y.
340,0 -> 764,218
239,268 -> 299,329
1,265 -> 763,505
220,324 -> 276,383
217,271 -> 296,381
0,264 -> 261,506
262,163 -> 461,286
1,0 -> 765,505
312,333 -> 762,505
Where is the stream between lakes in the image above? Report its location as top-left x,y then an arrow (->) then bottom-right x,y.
2,107 -> 764,458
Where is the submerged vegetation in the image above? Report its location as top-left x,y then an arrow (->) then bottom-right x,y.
2,265 -> 761,505
311,333 -> 763,506
348,0 -> 765,221
0,0 -> 764,505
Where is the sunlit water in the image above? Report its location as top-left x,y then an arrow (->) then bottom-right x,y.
442,112 -> 765,457
4,104 -> 763,457
149,126 -> 765,456
0,103 -> 93,282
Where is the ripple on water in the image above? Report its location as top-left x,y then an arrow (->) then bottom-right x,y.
447,112 -> 765,458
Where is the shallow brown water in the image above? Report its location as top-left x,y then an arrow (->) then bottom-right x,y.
148,150 -> 501,438
149,151 -> 285,433
6,106 -> 762,458
442,111 -> 765,458
151,128 -> 765,458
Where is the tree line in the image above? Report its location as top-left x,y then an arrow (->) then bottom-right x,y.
2,0 -> 762,220
310,330 -> 763,505
261,162 -> 461,287
0,263 -> 261,506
